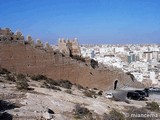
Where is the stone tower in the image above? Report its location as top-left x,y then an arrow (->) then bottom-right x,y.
58,38 -> 81,56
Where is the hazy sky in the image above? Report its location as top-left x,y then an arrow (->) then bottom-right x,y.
0,0 -> 160,44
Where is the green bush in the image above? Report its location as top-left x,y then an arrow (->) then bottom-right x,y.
146,102 -> 159,111
16,74 -> 29,90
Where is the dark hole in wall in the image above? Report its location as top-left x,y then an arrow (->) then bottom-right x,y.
114,80 -> 118,90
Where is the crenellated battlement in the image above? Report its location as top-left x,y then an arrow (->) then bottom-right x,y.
0,28 -> 55,52
0,28 -> 24,42
58,38 -> 81,56
0,28 -> 81,55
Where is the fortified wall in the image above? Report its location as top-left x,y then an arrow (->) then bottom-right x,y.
0,28 -> 143,90
58,38 -> 81,56
0,28 -> 24,42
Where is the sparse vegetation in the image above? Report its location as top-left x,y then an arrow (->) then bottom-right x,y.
103,109 -> 125,120
0,68 -> 10,74
46,79 -> 59,86
146,101 -> 159,111
49,85 -> 61,91
65,89 -> 72,94
98,90 -> 103,96
31,74 -> 73,89
75,84 -> 85,90
126,106 -> 151,120
31,74 -> 47,81
6,74 -> 16,82
58,80 -> 73,89
16,74 -> 29,90
73,104 -> 92,119
83,90 -> 97,98
46,79 -> 73,89
41,81 -> 61,91
93,88 -> 98,90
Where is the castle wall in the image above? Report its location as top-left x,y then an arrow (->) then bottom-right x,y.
0,43 -> 143,90
58,38 -> 81,56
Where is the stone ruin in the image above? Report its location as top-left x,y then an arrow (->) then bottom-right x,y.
58,38 -> 81,56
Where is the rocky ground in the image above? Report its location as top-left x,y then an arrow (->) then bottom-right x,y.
0,71 -> 160,120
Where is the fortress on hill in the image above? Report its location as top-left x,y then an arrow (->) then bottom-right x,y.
0,28 -> 143,90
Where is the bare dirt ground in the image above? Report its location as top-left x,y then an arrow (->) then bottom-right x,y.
0,74 -> 160,120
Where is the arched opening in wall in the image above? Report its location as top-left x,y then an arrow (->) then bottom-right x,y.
11,37 -> 13,40
114,80 -> 118,90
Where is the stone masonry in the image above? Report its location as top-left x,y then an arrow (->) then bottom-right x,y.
58,38 -> 81,56
0,28 -> 143,90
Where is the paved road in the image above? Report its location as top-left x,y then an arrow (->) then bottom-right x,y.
107,88 -> 160,101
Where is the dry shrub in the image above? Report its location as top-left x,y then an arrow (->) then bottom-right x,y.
126,106 -> 152,120
103,109 -> 125,120
16,74 -> 29,90
73,104 -> 92,119
46,79 -> 73,89
41,82 -> 61,91
83,90 -> 96,98
98,90 -> 103,96
31,74 -> 47,81
65,89 -> 72,94
0,68 -> 10,74
146,102 -> 159,111
6,74 -> 16,82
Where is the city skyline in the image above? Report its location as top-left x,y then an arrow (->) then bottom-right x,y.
0,0 -> 160,44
